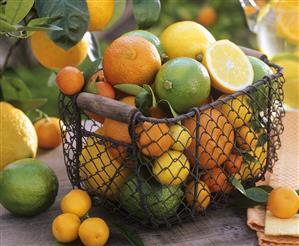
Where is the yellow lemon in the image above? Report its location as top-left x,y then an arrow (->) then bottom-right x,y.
152,150 -> 190,186
86,0 -> 114,31
203,40 -> 254,93
160,21 -> 215,59
236,125 -> 260,150
52,213 -> 81,243
30,31 -> 88,70
79,217 -> 110,246
61,189 -> 91,218
169,124 -> 192,151
0,102 -> 37,170
79,137 -> 130,200
185,180 -> 211,211
220,95 -> 253,128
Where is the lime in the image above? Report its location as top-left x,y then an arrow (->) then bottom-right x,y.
248,56 -> 273,82
155,57 -> 211,113
0,158 -> 58,216
152,150 -> 190,186
160,21 -> 215,59
123,30 -> 165,58
169,124 -> 192,151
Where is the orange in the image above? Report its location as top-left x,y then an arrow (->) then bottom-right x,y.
149,106 -> 167,118
197,6 -> 217,26
136,122 -> 173,157
267,187 -> 299,219
202,167 -> 233,193
52,213 -> 80,243
56,66 -> 84,96
86,0 -> 114,31
224,154 -> 243,174
61,189 -> 91,218
185,180 -> 211,211
120,96 -> 136,106
103,36 -> 161,85
79,217 -> 110,246
183,108 -> 234,169
236,125 -> 260,150
34,117 -> 62,149
30,31 -> 87,70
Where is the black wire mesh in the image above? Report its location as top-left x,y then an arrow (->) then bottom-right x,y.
59,56 -> 285,227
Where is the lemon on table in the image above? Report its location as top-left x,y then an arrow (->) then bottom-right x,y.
169,124 -> 192,151
0,102 -> 37,170
61,189 -> 91,218
160,21 -> 216,59
185,180 -> 211,211
152,150 -> 190,186
203,40 -> 254,93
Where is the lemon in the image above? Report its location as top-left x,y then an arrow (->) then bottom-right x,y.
52,213 -> 81,243
185,180 -> 211,211
86,0 -> 114,31
79,137 -> 130,200
236,125 -> 261,151
203,40 -> 254,93
79,217 -> 110,246
61,189 -> 91,218
160,21 -> 215,59
30,31 -> 88,70
169,124 -> 192,151
152,150 -> 190,186
240,144 -> 267,181
220,95 -> 253,128
0,102 -> 37,170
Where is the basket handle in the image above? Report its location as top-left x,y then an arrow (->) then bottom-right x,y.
76,92 -> 138,124
240,46 -> 264,58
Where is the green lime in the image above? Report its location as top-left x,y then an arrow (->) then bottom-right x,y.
0,158 -> 58,216
155,57 -> 211,113
123,30 -> 165,58
248,56 -> 273,82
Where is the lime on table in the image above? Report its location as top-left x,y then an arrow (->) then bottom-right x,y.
203,40 -> 254,93
0,158 -> 58,216
155,57 -> 211,113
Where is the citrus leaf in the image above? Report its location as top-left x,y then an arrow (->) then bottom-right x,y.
0,18 -> 17,31
143,84 -> 157,107
132,0 -> 161,29
8,98 -> 48,113
136,90 -> 151,115
242,151 -> 258,164
5,0 -> 34,24
230,176 -> 246,195
257,133 -> 268,147
0,76 -> 32,101
78,57 -> 102,83
245,187 -> 269,203
158,99 -> 178,117
229,196 -> 264,208
114,84 -> 145,96
52,238 -> 84,246
257,185 -> 273,193
35,0 -> 89,50
19,24 -> 63,31
112,222 -> 144,246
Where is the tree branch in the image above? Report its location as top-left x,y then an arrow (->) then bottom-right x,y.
1,39 -> 22,73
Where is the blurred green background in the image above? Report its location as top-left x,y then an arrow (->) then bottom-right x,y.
1,0 -> 256,118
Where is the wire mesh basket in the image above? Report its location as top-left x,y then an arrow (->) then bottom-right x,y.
59,48 -> 285,227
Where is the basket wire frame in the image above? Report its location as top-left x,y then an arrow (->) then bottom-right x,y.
58,57 -> 285,227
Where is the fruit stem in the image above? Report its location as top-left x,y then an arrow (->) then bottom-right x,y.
195,53 -> 203,62
163,80 -> 173,90
33,109 -> 49,122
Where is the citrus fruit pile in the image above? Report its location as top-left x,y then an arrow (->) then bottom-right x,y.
55,21 -> 276,221
52,189 -> 110,245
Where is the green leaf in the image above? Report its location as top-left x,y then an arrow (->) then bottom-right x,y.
257,133 -> 268,147
229,196 -> 264,208
242,152 -> 258,164
132,0 -> 161,29
245,187 -> 269,203
230,176 -> 247,195
84,78 -> 97,94
20,16 -> 63,32
258,185 -> 273,193
35,0 -> 89,50
8,98 -> 48,112
5,0 -> 34,24
0,76 -> 32,101
112,223 -> 144,246
114,84 -> 145,96
0,18 -> 16,31
136,90 -> 152,115
106,0 -> 126,29
78,57 -> 102,82
52,238 -> 84,246
158,99 -> 178,117
143,84 -> 157,107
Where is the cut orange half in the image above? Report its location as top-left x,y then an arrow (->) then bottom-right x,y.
203,40 -> 254,93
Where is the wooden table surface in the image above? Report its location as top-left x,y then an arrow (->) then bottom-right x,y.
2,112 -> 297,246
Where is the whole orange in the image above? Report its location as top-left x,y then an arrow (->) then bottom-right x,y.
202,167 -> 233,193
103,36 -> 161,85
197,6 -> 217,27
183,108 -> 234,169
224,154 -> 243,174
34,117 -> 62,149
185,180 -> 211,211
267,187 -> 299,219
56,66 -> 84,96
136,122 -> 173,157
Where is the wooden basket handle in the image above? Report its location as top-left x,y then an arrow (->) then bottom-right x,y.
240,46 -> 264,58
76,92 -> 138,124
